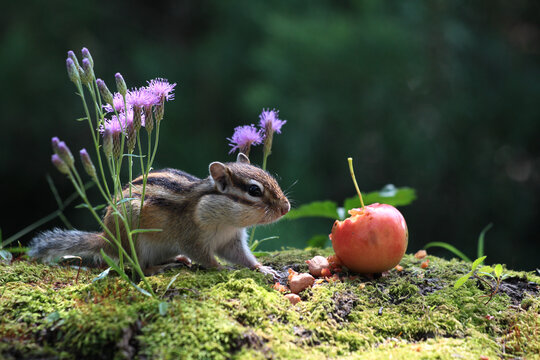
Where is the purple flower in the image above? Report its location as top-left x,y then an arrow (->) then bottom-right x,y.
101,114 -> 125,136
259,108 -> 286,134
127,88 -> 159,108
228,125 -> 263,154
100,109 -> 144,135
147,78 -> 176,101
101,115 -> 129,159
103,93 -> 126,113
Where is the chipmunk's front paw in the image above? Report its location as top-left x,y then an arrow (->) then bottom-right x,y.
256,265 -> 279,280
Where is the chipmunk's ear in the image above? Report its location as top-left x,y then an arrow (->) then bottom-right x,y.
236,153 -> 250,164
209,162 -> 231,192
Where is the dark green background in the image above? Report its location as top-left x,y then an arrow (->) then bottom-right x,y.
2,1 -> 539,270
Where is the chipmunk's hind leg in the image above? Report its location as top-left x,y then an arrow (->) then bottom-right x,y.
141,255 -> 195,275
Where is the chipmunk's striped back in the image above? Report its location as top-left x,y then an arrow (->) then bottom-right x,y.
29,153 -> 289,276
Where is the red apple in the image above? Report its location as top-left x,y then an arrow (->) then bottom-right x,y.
330,203 -> 408,273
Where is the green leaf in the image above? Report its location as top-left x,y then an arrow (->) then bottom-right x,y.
478,266 -> 494,274
252,251 -> 271,257
159,301 -> 169,316
75,117 -> 88,122
75,203 -> 106,211
100,251 -> 153,297
249,236 -> 279,252
92,267 -> 111,283
123,154 -> 146,158
477,223 -> 493,259
283,201 -> 339,220
100,250 -> 131,284
454,273 -> 472,289
130,228 -> 163,235
46,311 -> 61,323
424,242 -> 472,262
344,185 -> 416,213
133,284 -> 153,297
164,273 -> 181,294
116,197 -> 137,206
471,256 -> 487,271
494,264 -> 503,278
306,234 -> 331,249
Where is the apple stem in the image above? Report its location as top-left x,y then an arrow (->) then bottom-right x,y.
348,157 -> 365,210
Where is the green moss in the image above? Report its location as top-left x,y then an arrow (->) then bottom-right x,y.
1,251 -> 539,359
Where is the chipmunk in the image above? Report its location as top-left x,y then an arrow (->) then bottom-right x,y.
29,153 -> 290,277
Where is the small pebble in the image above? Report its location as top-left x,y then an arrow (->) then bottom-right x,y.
289,273 -> 315,294
284,293 -> 301,305
305,256 -> 330,277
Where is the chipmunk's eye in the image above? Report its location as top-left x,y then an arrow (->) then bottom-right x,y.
248,184 -> 263,197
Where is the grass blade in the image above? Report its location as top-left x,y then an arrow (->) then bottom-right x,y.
477,223 -> 493,259
164,273 -> 181,294
424,241 -> 471,262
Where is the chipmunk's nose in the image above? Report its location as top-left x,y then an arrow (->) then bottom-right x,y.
281,200 -> 290,216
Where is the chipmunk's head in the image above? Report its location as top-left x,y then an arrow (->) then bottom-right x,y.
208,153 -> 290,227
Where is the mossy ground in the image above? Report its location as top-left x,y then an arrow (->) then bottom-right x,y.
1,249 -> 538,359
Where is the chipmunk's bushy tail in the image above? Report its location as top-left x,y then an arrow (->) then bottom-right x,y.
28,228 -> 107,264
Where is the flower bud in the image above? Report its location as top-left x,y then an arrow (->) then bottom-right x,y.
126,121 -> 136,153
67,50 -> 80,68
66,58 -> 80,84
103,128 -> 113,158
51,137 -> 61,154
97,79 -> 114,107
81,47 -> 94,68
79,148 -> 96,179
263,120 -> 274,158
115,73 -> 127,96
154,98 -> 164,124
133,106 -> 142,132
52,154 -> 70,175
144,106 -> 154,133
112,133 -> 122,160
81,58 -> 95,85
57,141 -> 75,167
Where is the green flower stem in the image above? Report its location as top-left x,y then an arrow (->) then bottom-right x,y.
262,152 -> 269,172
248,148 -> 270,248
149,122 -> 160,166
133,132 -> 146,238
70,75 -> 154,297
87,80 -> 112,200
92,79 -> 103,114
138,120 -> 158,227
67,167 -> 153,296
70,163 -> 85,192
76,83 -> 112,200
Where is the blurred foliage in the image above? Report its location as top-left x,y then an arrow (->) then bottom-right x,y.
284,185 -> 416,220
1,0 -> 539,270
